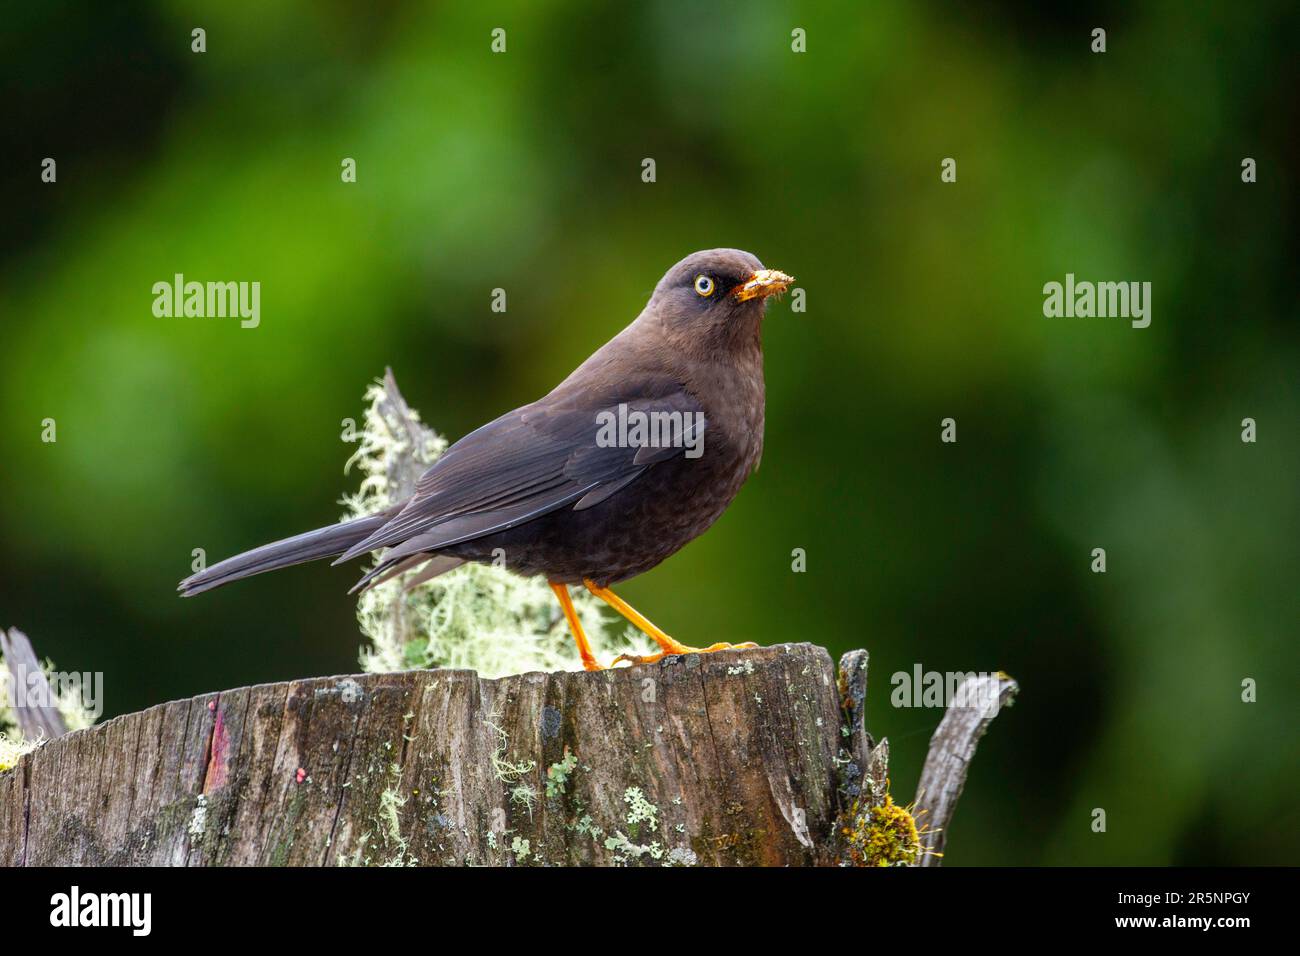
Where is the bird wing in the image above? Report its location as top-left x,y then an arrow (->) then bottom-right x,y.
335,384 -> 704,562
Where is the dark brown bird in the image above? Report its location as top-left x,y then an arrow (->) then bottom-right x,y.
179,249 -> 793,669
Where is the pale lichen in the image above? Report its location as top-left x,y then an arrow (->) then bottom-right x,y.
545,748 -> 579,799
665,846 -> 698,867
485,712 -> 535,783
187,794 -> 208,839
342,375 -> 634,678
603,831 -> 664,863
571,813 -> 604,842
622,786 -> 659,838
335,762 -> 419,867
377,785 -> 417,867
509,782 -> 538,817
0,645 -> 97,771
510,835 -> 531,863
0,732 -> 38,773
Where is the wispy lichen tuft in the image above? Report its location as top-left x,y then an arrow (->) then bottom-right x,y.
343,373 -> 633,678
0,732 -> 38,773
0,641 -> 97,771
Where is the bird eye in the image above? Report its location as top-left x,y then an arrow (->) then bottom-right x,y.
694,275 -> 715,297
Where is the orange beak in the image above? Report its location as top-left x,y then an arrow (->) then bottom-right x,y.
733,268 -> 795,302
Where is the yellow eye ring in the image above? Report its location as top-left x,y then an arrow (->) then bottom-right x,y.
694,275 -> 715,297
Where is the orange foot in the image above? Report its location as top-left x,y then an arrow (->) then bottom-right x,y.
612,639 -> 759,667
582,579 -> 759,667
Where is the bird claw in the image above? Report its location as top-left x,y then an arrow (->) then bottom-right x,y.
610,641 -> 759,667
611,652 -> 663,667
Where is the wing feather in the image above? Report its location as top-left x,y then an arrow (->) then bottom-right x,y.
335,384 -> 704,563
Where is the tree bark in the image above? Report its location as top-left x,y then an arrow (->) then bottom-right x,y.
0,642 -> 1017,866
1,643 -> 851,866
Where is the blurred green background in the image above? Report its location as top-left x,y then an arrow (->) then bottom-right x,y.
2,1 -> 1296,865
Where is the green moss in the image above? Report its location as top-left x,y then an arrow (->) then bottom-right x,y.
840,792 -> 926,867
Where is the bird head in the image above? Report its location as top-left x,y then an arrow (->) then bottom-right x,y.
646,248 -> 793,353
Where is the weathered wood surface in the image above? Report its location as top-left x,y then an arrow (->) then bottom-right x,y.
1,643 -> 850,866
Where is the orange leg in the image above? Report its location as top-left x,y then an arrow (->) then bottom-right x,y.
550,581 -> 605,671
582,579 -> 757,666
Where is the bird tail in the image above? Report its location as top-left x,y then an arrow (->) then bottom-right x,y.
177,512 -> 392,597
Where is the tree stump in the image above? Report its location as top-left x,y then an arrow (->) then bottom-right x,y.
0,642 -> 1016,866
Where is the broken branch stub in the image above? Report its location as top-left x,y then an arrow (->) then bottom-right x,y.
1,627 -> 69,742
912,672 -> 1020,866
